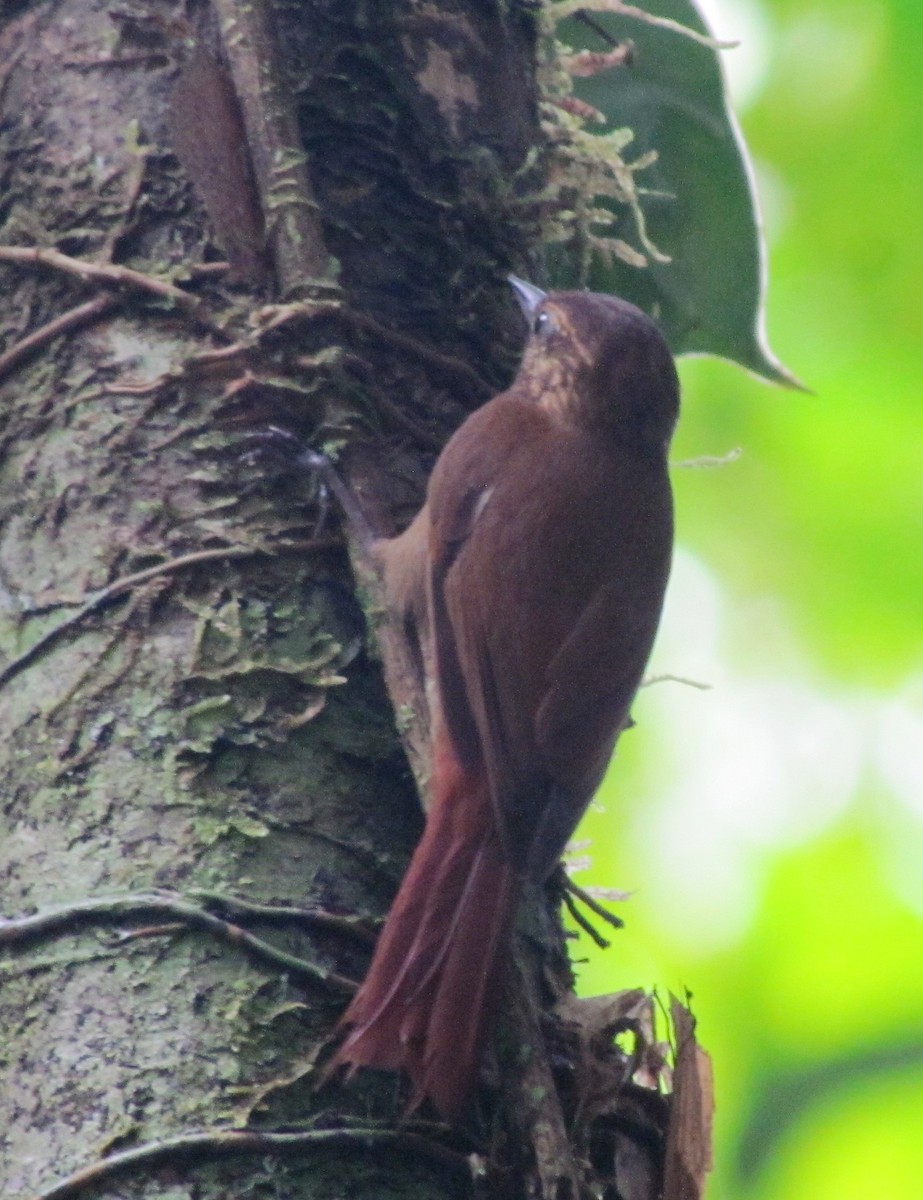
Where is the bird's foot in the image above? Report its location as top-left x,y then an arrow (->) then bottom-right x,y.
553,867 -> 627,949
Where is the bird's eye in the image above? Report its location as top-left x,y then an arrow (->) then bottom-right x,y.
533,310 -> 553,336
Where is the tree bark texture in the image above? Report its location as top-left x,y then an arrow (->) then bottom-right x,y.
0,1 -> 541,1196
0,4 -> 701,1199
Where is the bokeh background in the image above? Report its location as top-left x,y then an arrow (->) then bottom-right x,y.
572,1 -> 923,1196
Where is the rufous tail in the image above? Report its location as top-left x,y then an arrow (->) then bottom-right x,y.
329,732 -> 517,1121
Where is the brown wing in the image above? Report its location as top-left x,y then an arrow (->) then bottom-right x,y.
535,463 -> 673,803
528,577 -> 667,879
426,397 -> 539,795
427,393 -> 671,874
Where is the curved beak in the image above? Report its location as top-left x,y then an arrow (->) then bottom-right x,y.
507,275 -> 548,321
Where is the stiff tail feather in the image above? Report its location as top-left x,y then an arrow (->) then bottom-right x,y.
329,735 -> 517,1120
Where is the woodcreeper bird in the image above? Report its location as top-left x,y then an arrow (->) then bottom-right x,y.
329,278 -> 680,1121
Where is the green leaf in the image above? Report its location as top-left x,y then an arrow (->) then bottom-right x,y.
550,0 -> 800,386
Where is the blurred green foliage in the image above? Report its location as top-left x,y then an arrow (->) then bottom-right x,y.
571,3 -> 923,1198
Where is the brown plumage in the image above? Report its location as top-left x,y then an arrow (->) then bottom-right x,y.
329,279 -> 680,1121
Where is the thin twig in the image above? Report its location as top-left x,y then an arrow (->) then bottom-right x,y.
344,309 -> 494,399
572,10 -> 633,55
335,362 -> 447,451
0,294 -> 120,383
673,447 -> 742,469
86,546 -> 268,600
0,245 -> 227,336
553,2 -> 738,50
187,261 -> 231,278
642,672 -> 712,692
32,1126 -> 469,1200
0,892 -> 357,993
0,541 -> 337,691
189,888 -> 379,946
0,548 -> 255,689
186,340 -> 253,369
101,341 -> 257,397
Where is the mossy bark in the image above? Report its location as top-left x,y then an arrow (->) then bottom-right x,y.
0,1 -> 545,1197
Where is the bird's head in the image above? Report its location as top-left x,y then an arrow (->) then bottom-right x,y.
508,276 -> 680,451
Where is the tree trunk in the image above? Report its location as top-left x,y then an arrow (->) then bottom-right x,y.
0,3 -> 703,1198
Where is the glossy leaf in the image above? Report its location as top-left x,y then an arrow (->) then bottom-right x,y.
550,0 -> 799,385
